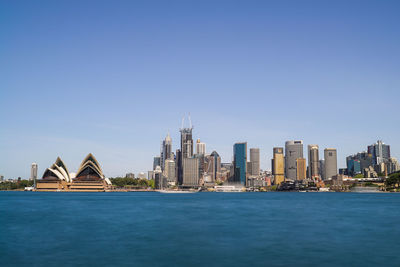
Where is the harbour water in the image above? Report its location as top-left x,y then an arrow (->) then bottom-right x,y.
1,191 -> 400,266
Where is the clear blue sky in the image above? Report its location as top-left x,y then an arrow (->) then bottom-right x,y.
1,0 -> 399,179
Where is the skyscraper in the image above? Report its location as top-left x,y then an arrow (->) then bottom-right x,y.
209,151 -> 221,181
296,158 -> 306,180
178,116 -> 194,186
164,159 -> 176,184
30,163 -> 38,181
272,147 -> 285,185
249,148 -> 260,176
196,139 -> 206,155
319,159 -> 325,180
368,140 -> 391,165
233,142 -> 247,185
308,145 -> 319,178
285,140 -> 303,181
324,148 -> 337,180
161,132 -> 172,170
153,156 -> 161,170
180,128 -> 193,158
182,158 -> 199,187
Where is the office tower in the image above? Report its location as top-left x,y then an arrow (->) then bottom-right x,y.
180,125 -> 193,159
207,151 -> 221,181
176,149 -> 183,185
0,175 -> 4,182
285,140 -> 303,181
346,151 -> 374,176
319,159 -> 325,180
233,142 -> 247,185
272,147 -> 285,185
296,158 -> 307,180
154,166 -> 164,189
30,163 -> 38,181
164,159 -> 176,184
249,148 -> 260,176
153,156 -> 161,170
307,145 -> 319,178
183,158 -> 199,187
324,148 -> 337,180
346,157 -> 361,177
178,117 -> 194,185
368,140 -> 391,165
196,139 -> 206,155
161,132 -> 172,170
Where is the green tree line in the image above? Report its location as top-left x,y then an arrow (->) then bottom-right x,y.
109,177 -> 154,189
385,171 -> 400,190
0,180 -> 34,190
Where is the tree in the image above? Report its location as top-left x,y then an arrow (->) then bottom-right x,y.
385,172 -> 400,189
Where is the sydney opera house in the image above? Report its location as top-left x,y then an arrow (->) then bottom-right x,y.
36,153 -> 112,191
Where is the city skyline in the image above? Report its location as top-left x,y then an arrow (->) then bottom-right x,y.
1,0 -> 400,179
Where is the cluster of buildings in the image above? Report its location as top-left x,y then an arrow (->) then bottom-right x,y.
149,118 -> 399,190
345,140 -> 399,178
149,117 -> 339,189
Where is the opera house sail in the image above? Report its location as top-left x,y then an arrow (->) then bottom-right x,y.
36,154 -> 111,192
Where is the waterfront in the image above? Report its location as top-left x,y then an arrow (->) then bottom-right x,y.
1,192 -> 400,266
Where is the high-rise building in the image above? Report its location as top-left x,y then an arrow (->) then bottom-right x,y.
182,158 -> 199,187
249,148 -> 260,176
164,159 -> 176,184
346,151 -> 373,176
233,142 -> 247,185
176,149 -> 183,185
319,159 -> 325,180
161,132 -> 172,170
180,128 -> 193,159
324,148 -> 337,180
285,140 -> 303,181
30,163 -> 38,181
178,117 -> 194,186
153,156 -> 161,170
296,158 -> 307,180
209,151 -> 221,181
307,145 -> 319,178
272,147 -> 285,185
368,140 -> 391,165
196,139 -> 206,155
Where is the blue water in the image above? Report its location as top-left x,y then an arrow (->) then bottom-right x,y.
1,192 -> 400,266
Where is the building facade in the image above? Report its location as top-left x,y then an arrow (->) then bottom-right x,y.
285,140 -> 303,181
196,139 -> 206,155
30,163 -> 38,181
272,147 -> 285,185
249,148 -> 260,176
296,158 -> 307,180
182,158 -> 199,187
307,145 -> 319,178
233,142 -> 247,185
324,148 -> 338,180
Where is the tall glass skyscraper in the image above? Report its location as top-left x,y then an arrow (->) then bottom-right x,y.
233,142 -> 247,185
